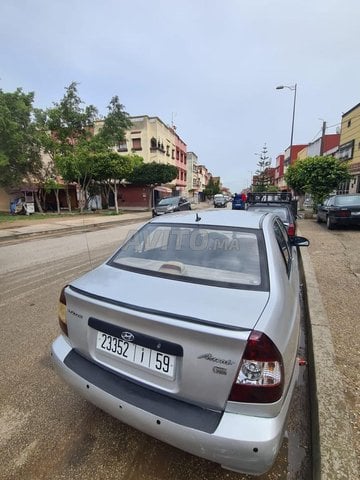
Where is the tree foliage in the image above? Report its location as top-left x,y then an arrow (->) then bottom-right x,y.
99,96 -> 132,145
253,144 -> 273,192
285,155 -> 350,204
94,153 -> 143,213
0,88 -> 42,188
203,177 -> 220,197
40,82 -> 135,212
127,162 -> 178,186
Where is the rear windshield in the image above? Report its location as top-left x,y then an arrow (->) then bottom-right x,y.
247,206 -> 289,222
334,196 -> 360,206
109,223 -> 267,290
158,197 -> 178,206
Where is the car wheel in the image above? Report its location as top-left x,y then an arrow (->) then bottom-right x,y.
326,216 -> 335,230
316,215 -> 322,223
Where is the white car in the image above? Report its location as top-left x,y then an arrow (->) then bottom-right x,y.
51,210 -> 309,475
213,194 -> 227,207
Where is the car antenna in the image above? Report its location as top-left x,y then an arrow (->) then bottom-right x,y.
195,213 -> 201,222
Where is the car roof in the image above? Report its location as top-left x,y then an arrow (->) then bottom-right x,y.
330,194 -> 360,198
150,209 -> 269,229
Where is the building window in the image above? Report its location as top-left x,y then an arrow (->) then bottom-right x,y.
338,139 -> 354,161
172,149 -> 175,159
347,119 -> 351,127
166,145 -> 170,156
117,141 -> 127,152
337,180 -> 350,195
132,138 -> 142,150
150,137 -> 157,149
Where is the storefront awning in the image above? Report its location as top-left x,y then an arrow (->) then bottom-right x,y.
154,186 -> 172,193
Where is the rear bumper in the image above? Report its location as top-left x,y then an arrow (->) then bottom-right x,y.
332,216 -> 360,226
51,335 -> 296,476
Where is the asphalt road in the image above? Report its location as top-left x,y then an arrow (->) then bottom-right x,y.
0,222 -> 311,480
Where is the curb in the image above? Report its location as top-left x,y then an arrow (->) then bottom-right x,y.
300,246 -> 359,479
0,214 -> 152,243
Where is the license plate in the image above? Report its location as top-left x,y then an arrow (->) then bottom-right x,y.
96,332 -> 176,378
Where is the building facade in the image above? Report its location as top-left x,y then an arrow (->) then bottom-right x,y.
337,103 -> 360,194
95,115 -> 187,195
186,152 -> 201,198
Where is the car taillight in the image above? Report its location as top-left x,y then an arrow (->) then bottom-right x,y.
287,223 -> 296,237
58,285 -> 68,336
228,331 -> 284,403
335,210 -> 350,217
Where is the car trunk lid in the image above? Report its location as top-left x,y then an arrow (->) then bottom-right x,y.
65,265 -> 269,410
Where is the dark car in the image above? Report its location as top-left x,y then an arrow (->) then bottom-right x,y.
232,194 -> 245,210
246,192 -> 297,238
153,196 -> 191,216
316,194 -> 360,229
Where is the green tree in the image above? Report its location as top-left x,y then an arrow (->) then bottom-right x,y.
253,144 -> 273,192
128,162 -> 178,185
40,83 -> 133,213
38,82 -> 98,211
43,177 -> 63,213
285,155 -> 350,205
94,153 -> 143,213
127,162 -> 178,208
203,177 -> 220,197
99,96 -> 132,145
0,88 -> 42,190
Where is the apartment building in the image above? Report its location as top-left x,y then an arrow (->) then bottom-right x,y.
95,115 -> 187,194
337,103 -> 360,193
186,152 -> 200,197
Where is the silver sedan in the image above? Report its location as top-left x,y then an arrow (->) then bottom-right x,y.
51,210 -> 309,476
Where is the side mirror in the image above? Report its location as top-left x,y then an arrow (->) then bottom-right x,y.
291,236 -> 310,247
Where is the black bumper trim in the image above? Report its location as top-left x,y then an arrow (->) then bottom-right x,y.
64,349 -> 222,434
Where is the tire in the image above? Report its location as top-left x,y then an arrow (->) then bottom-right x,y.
316,215 -> 322,223
326,216 -> 335,230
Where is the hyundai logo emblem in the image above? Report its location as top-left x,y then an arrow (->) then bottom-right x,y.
121,331 -> 134,342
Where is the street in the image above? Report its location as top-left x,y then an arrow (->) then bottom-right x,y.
0,221 -> 311,480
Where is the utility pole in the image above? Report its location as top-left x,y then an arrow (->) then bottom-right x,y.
320,120 -> 326,156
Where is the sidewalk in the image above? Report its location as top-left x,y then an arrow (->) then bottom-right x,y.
298,219 -> 359,480
0,203 -> 211,243
0,210 -> 152,242
0,210 -> 358,479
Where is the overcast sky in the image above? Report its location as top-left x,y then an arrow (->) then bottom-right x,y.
1,0 -> 360,192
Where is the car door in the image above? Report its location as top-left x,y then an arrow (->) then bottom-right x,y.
270,218 -> 300,391
179,197 -> 189,210
318,197 -> 331,221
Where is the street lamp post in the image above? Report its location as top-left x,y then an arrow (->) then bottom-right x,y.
276,84 -> 297,167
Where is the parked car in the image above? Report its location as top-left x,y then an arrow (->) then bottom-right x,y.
153,196 -> 191,216
51,210 -> 309,476
316,194 -> 360,229
213,193 -> 227,208
246,192 -> 297,238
